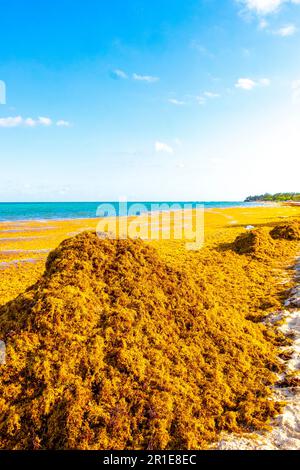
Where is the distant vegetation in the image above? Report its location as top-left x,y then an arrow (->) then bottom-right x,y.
245,193 -> 300,202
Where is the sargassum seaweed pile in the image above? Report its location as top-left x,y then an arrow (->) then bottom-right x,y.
0,223 -> 299,449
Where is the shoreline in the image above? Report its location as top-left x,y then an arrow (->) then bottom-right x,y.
217,255 -> 300,450
0,201 -> 279,224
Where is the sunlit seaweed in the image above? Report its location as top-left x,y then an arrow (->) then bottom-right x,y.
270,220 -> 300,241
0,225 -> 299,450
233,228 -> 274,259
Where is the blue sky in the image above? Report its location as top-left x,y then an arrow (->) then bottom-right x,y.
0,0 -> 300,201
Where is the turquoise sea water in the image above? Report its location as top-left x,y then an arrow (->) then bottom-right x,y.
0,201 -> 262,222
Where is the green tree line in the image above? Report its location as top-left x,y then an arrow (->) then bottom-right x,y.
245,193 -> 300,202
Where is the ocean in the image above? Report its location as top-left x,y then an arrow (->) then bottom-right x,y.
0,201 -> 261,222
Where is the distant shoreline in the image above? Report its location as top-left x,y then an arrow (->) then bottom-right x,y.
0,201 -> 275,223
283,201 -> 300,207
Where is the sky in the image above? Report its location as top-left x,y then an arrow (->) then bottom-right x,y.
0,0 -> 300,202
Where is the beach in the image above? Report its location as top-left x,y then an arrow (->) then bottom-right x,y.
1,204 -> 300,306
217,255 -> 300,450
0,203 -> 300,449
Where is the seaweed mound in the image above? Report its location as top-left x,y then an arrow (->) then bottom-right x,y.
0,233 -> 281,450
233,228 -> 274,258
270,220 -> 300,241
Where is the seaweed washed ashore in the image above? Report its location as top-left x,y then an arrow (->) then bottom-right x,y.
0,218 -> 299,449
1,205 -> 300,307
217,255 -> 300,450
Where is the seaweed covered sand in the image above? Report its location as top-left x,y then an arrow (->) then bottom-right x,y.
0,221 -> 299,450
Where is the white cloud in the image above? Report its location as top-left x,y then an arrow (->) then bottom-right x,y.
239,0 -> 284,14
38,116 -> 52,126
238,0 -> 300,15
155,141 -> 174,154
168,98 -> 185,105
275,24 -> 297,36
235,78 -> 257,90
196,91 -> 221,105
0,116 -> 69,128
56,120 -> 71,127
235,77 -> 270,90
0,116 -> 23,128
133,73 -> 159,83
111,69 -> 128,80
24,118 -> 37,127
111,69 -> 159,83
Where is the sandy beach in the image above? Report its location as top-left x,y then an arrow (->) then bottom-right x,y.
1,204 -> 299,305
0,204 -> 300,449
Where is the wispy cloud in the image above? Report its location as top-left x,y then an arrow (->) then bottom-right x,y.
235,78 -> 255,90
24,118 -> 36,127
0,116 -> 23,128
168,98 -> 186,106
133,73 -> 159,83
236,78 -> 255,90
155,141 -> 174,154
196,91 -> 220,105
235,77 -> 270,90
237,0 -> 300,15
110,69 -> 159,83
110,69 -> 128,80
56,120 -> 71,127
274,24 -> 297,36
38,116 -> 52,126
0,116 -> 70,128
